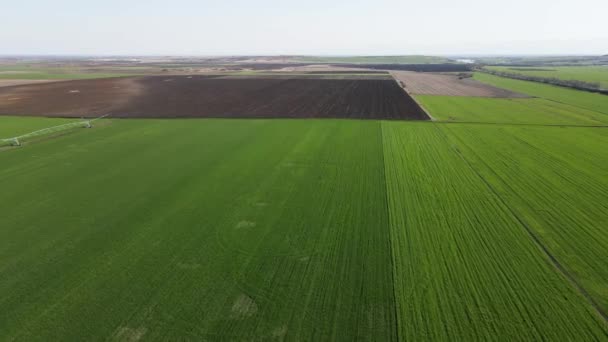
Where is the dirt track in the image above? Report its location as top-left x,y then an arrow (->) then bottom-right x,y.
0,76 -> 428,120
0,79 -> 67,88
392,71 -> 529,97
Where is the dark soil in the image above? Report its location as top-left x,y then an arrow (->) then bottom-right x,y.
0,76 -> 428,120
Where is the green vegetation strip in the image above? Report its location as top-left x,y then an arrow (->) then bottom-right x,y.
1,117 -> 606,339
474,73 -> 608,115
0,66 -> 139,79
0,116 -> 78,137
382,121 -> 606,340
0,119 -> 396,340
486,66 -> 608,89
440,123 -> 608,315
416,95 -> 608,125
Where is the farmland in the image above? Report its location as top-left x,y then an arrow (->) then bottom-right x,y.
439,123 -> 608,315
0,65 -> 138,80
0,115 -> 78,137
392,71 -> 527,97
485,66 -> 608,89
290,55 -> 451,64
1,115 -> 607,339
0,76 -> 428,120
383,122 -> 607,339
474,73 -> 608,115
1,61 -> 608,340
0,119 -> 399,340
416,96 -> 608,125
0,80 -> 64,88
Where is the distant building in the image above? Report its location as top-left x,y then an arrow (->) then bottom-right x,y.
456,59 -> 475,64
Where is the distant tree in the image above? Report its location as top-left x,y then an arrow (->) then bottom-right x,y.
479,68 -> 604,94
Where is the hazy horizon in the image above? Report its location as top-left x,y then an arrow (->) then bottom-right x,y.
1,53 -> 607,58
2,0 -> 607,56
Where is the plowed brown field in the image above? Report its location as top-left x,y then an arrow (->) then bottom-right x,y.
392,71 -> 529,97
0,79 -> 66,88
0,76 -> 428,120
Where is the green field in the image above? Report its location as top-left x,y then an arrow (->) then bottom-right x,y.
383,122 -> 607,339
0,66 -> 139,79
0,72 -> 133,80
416,96 -> 608,125
1,117 -> 607,340
474,56 -> 608,66
0,116 -> 79,137
486,66 -> 608,89
440,123 -> 608,314
474,73 -> 608,115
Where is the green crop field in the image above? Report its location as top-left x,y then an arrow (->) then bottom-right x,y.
0,66 -> 140,79
486,66 -> 608,89
0,116 -> 79,137
0,119 -> 397,340
383,122 -> 607,339
1,117 -> 607,340
439,123 -> 608,314
416,96 -> 608,125
0,72 -> 132,80
474,73 -> 608,115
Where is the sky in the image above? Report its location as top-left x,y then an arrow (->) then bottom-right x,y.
1,0 -> 607,56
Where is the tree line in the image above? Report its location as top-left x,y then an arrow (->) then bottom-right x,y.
478,68 -> 607,95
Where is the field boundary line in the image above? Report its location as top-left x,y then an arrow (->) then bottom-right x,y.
476,69 -> 608,96
433,121 -> 608,128
544,98 -> 608,117
379,121 -> 402,342
475,73 -> 608,116
432,122 -> 608,325
389,72 -> 435,121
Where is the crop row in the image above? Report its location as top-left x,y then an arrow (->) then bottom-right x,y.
0,118 -> 606,339
416,96 -> 608,125
441,123 -> 608,315
382,122 -> 606,340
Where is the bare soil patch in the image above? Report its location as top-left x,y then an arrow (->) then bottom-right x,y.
0,79 -> 68,88
391,71 -> 529,97
231,293 -> 258,318
0,77 -> 142,117
0,75 -> 428,120
345,64 -> 473,72
112,326 -> 147,342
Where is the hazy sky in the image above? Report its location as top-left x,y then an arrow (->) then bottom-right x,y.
2,0 -> 607,55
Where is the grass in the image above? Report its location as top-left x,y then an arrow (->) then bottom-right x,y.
440,123 -> 608,315
473,55 -> 608,66
0,117 -> 607,339
0,118 -> 396,340
0,66 -> 140,79
416,95 -> 608,125
474,73 -> 608,115
0,116 -> 79,137
382,121 -> 606,340
486,66 -> 608,89
0,72 -> 134,80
